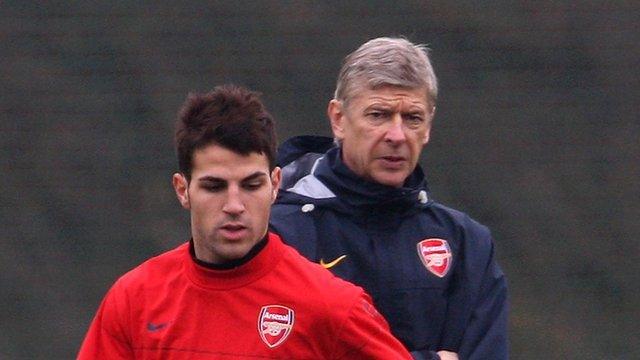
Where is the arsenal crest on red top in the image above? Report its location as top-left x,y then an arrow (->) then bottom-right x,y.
417,238 -> 452,278
258,305 -> 295,348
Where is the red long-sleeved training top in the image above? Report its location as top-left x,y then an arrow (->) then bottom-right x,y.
78,232 -> 411,359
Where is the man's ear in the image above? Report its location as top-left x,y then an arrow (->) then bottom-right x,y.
423,106 -> 436,145
327,99 -> 346,141
422,127 -> 432,145
270,167 -> 282,202
172,173 -> 190,209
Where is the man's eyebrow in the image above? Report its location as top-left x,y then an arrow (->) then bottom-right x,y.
198,176 -> 225,182
242,171 -> 269,182
196,172 -> 268,183
366,102 -> 392,109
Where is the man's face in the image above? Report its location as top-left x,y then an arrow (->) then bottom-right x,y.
328,85 -> 434,187
173,144 -> 280,264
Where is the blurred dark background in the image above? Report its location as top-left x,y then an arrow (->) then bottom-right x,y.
1,2 -> 638,359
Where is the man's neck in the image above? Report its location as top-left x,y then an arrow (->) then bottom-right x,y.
190,236 -> 269,270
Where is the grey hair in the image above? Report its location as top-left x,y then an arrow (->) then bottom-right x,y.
334,37 -> 438,105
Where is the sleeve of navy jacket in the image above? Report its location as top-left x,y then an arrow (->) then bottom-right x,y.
270,136 -> 508,360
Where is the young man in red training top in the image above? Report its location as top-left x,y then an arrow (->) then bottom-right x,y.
78,84 -> 412,359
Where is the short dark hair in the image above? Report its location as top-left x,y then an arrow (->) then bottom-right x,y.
175,84 -> 277,181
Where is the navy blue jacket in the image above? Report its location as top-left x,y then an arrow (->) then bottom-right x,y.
270,136 -> 508,360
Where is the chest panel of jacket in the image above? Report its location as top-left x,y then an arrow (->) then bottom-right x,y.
295,206 -> 460,351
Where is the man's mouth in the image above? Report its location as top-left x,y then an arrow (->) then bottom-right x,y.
379,156 -> 407,168
219,223 -> 248,240
382,156 -> 405,162
221,223 -> 246,230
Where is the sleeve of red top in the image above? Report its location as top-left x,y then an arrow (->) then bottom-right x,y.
330,291 -> 413,360
77,280 -> 134,359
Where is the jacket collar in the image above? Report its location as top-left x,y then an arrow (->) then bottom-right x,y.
317,146 -> 429,209
278,136 -> 431,213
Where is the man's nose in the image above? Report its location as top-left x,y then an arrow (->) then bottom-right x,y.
384,115 -> 407,143
222,187 -> 245,215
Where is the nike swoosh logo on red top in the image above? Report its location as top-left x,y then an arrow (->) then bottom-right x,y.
147,322 -> 169,332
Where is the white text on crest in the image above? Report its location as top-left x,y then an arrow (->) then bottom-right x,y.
264,311 -> 290,322
423,245 -> 447,253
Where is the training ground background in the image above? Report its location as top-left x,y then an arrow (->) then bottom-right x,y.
1,2 -> 638,359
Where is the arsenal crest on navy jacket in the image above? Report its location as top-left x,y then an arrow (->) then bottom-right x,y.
270,136 -> 508,360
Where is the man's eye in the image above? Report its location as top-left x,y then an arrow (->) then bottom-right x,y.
367,111 -> 387,120
243,182 -> 264,190
202,183 -> 225,192
405,115 -> 424,125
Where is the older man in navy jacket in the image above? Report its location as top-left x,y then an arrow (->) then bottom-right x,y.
270,37 -> 508,360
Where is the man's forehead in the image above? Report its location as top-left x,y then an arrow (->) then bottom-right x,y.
192,145 -> 270,175
193,164 -> 269,180
196,170 -> 268,182
352,86 -> 429,107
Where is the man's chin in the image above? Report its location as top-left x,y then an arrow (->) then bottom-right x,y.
216,243 -> 254,261
371,172 -> 408,188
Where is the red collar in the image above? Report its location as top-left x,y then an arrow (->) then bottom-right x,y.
184,232 -> 286,290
